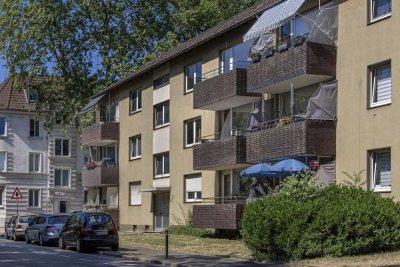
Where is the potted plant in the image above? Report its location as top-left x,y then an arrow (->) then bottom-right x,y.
277,41 -> 289,52
264,47 -> 275,58
249,51 -> 261,63
292,34 -> 306,47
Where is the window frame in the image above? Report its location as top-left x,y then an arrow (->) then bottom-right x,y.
154,152 -> 170,178
369,0 -> 392,23
154,101 -> 170,129
184,117 -> 201,148
28,87 -> 39,103
0,187 -> 4,207
184,61 -> 202,94
129,89 -> 142,114
0,151 -> 6,172
129,135 -> 142,160
369,148 -> 391,192
28,189 -> 41,208
29,153 -> 41,173
153,74 -> 170,90
54,168 -> 71,188
184,174 -> 202,203
29,119 -> 40,137
0,117 -> 7,137
129,181 -> 142,206
369,61 -> 392,108
54,138 -> 71,157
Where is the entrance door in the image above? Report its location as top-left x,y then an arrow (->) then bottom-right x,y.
219,170 -> 232,204
54,200 -> 69,214
153,193 -> 170,231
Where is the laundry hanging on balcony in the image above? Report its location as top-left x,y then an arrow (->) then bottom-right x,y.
305,80 -> 338,120
246,102 -> 263,130
243,0 -> 307,42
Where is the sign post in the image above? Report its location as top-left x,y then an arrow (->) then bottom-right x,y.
11,187 -> 23,214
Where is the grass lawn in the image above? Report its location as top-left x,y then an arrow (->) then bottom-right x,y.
119,232 -> 400,266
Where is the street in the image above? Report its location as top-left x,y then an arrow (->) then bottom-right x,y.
0,237 -> 158,267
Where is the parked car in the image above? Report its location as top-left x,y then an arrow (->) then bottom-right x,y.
5,215 -> 36,241
59,211 -> 119,253
25,214 -> 69,245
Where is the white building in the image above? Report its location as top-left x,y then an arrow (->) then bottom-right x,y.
0,76 -> 84,232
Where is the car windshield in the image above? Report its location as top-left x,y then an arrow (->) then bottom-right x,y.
86,214 -> 112,225
49,216 -> 69,224
19,216 -> 35,223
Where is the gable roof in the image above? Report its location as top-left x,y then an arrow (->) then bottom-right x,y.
0,75 -> 39,112
94,0 -> 281,98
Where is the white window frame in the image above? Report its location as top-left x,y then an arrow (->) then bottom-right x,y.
54,168 -> 71,188
370,62 -> 391,108
184,118 -> 201,148
29,119 -> 40,137
185,61 -> 202,93
154,101 -> 170,129
28,189 -> 41,208
154,153 -> 169,178
185,174 -> 202,203
370,149 -> 391,192
0,117 -> 6,137
370,0 -> 391,23
129,181 -> 142,206
129,89 -> 142,114
29,153 -> 41,173
130,135 -> 142,160
28,87 -> 39,103
0,151 -> 6,172
55,138 -> 71,157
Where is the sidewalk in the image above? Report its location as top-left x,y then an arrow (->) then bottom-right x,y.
96,245 -> 293,267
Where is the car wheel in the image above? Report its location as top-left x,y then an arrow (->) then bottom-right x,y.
39,234 -> 45,246
25,233 -> 31,244
76,237 -> 84,253
59,236 -> 66,250
13,231 -> 18,241
111,244 -> 119,251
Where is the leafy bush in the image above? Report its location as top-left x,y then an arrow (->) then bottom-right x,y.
241,184 -> 400,261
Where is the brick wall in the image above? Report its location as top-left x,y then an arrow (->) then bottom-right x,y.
247,41 -> 337,93
81,122 -> 119,145
192,204 -> 245,229
193,135 -> 246,170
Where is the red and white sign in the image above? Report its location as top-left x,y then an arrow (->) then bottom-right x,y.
11,187 -> 23,200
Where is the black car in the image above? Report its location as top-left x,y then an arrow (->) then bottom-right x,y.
59,211 -> 119,253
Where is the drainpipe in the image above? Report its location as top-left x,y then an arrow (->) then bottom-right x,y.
290,82 -> 295,116
261,94 -> 265,122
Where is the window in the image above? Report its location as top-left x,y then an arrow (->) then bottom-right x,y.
28,87 -> 39,103
55,138 -> 70,156
129,89 -> 142,113
370,0 -> 391,22
185,62 -> 202,93
0,187 -> 3,206
154,101 -> 169,128
221,41 -> 252,73
184,118 -> 201,147
185,174 -> 202,202
130,135 -> 142,159
28,189 -> 40,207
0,152 -> 6,172
129,181 -> 141,205
0,117 -> 6,136
370,62 -> 391,107
55,168 -> 70,187
370,149 -> 391,192
29,153 -> 41,173
154,153 -> 169,178
154,75 -> 170,90
29,119 -> 39,137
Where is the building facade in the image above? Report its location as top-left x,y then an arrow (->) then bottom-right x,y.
0,76 -> 84,232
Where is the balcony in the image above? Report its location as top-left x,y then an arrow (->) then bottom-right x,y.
193,134 -> 247,171
246,118 -> 336,163
81,121 -> 119,146
193,64 -> 260,110
247,40 -> 336,94
82,166 -> 119,187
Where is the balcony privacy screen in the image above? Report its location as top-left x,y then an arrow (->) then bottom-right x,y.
243,0 -> 306,42
305,80 -> 338,121
80,91 -> 108,114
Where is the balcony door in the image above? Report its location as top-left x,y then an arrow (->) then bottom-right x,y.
154,192 -> 170,231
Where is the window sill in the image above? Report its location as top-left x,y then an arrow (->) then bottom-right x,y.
368,101 -> 391,109
373,187 -> 391,193
129,156 -> 142,161
130,109 -> 142,116
368,13 -> 391,25
0,135 -> 8,139
54,155 -> 71,158
184,142 -> 201,149
185,199 -> 203,203
184,89 -> 194,95
27,207 -> 41,210
27,136 -> 43,140
154,174 -> 170,179
129,204 -> 142,207
154,123 -> 170,130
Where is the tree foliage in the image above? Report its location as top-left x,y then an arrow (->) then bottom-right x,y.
0,0 -> 261,129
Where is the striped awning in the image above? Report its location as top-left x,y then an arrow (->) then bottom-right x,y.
243,0 -> 306,42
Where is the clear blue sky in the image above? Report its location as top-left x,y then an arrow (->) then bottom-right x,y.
0,59 -> 7,83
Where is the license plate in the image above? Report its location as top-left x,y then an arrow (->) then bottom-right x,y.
95,230 -> 108,235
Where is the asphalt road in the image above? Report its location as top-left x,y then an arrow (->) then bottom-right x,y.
0,237 -> 159,267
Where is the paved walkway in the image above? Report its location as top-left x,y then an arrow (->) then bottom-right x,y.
97,246 -> 294,267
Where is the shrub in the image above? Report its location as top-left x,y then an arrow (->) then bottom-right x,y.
241,184 -> 400,261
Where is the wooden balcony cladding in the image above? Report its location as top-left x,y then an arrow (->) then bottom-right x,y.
193,136 -> 247,170
193,68 -> 259,111
247,41 -> 337,94
246,120 -> 336,163
81,122 -> 119,146
192,204 -> 245,230
82,166 -> 119,187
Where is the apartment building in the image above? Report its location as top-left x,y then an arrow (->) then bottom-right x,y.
0,76 -> 84,232
336,0 -> 396,196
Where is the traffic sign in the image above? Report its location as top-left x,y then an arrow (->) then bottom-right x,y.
11,187 -> 23,200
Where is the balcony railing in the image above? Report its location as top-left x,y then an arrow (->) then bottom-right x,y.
83,158 -> 118,170
81,121 -> 119,146
196,196 -> 247,205
201,61 -> 250,81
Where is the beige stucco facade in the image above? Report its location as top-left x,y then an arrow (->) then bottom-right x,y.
336,0 -> 399,197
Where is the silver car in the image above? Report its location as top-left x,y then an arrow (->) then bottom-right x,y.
5,215 -> 36,241
25,214 -> 69,246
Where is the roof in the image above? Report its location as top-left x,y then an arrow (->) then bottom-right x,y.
94,0 -> 281,98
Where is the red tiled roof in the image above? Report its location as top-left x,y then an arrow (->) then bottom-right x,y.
0,76 -> 38,112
